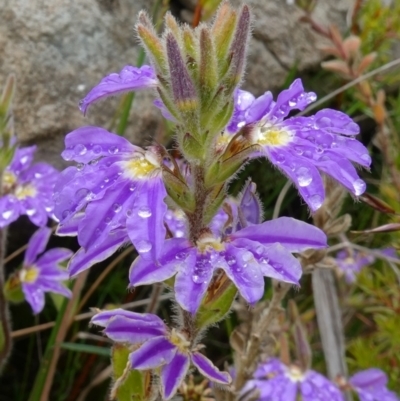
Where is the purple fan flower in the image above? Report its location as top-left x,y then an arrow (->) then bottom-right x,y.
19,227 -> 72,314
244,358 -> 344,401
129,217 -> 327,314
349,369 -> 399,401
91,309 -> 231,399
227,79 -> 371,211
0,146 -> 59,228
335,250 -> 375,283
79,65 -> 157,115
54,126 -> 168,265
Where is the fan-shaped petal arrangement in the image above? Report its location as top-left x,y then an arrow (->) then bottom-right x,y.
91,309 -> 231,400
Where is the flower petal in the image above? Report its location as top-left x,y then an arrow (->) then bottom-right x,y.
56,213 -> 84,236
68,229 -> 128,277
271,78 -> 316,120
161,352 -> 190,399
314,109 -> 360,136
35,278 -> 72,298
268,148 -> 326,212
62,126 -> 139,163
36,248 -> 72,266
231,216 -> 327,252
227,89 -> 256,132
174,249 -> 213,314
24,227 -> 52,266
127,174 -> 167,261
220,244 -> 264,305
22,284 -> 45,314
129,336 -> 177,370
129,238 -> 191,286
78,180 -> 135,249
0,195 -> 20,228
238,180 -> 263,227
301,371 -> 344,401
79,65 -> 157,115
8,146 -> 37,175
91,308 -> 165,327
314,152 -> 366,197
104,315 -> 166,343
349,368 -> 388,390
191,352 -> 232,384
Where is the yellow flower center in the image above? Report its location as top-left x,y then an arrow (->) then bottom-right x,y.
14,184 -> 37,200
3,171 -> 16,189
287,366 -> 305,382
169,329 -> 191,353
119,154 -> 159,180
197,236 -> 225,253
20,266 -> 39,284
255,125 -> 293,147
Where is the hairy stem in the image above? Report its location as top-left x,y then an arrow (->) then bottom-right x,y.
229,281 -> 291,399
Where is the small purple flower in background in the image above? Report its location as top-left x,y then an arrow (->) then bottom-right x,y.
19,227 -> 72,314
335,248 -> 398,283
129,217 -> 327,314
54,126 -> 168,263
0,146 -> 59,228
91,309 -> 231,400
79,65 -> 157,115
243,358 -> 344,401
349,368 -> 399,401
227,79 -> 371,211
335,250 -> 375,283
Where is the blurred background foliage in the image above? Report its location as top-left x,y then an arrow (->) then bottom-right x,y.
1,0 -> 400,400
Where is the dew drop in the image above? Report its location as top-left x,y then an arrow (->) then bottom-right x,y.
136,240 -> 152,253
129,184 -> 136,192
62,210 -> 70,219
92,144 -> 102,154
294,146 -> 303,155
74,144 -> 87,156
275,153 -> 285,164
108,146 -> 119,154
226,255 -> 236,266
76,163 -> 84,171
259,256 -> 269,264
353,179 -> 366,196
105,216 -> 112,224
95,228 -> 102,236
2,210 -> 12,220
62,149 -> 74,161
309,194 -> 323,210
296,167 -> 313,187
126,209 -> 132,217
288,100 -> 296,107
26,208 -> 36,216
175,252 -> 187,260
316,146 -> 324,154
361,154 -> 371,164
242,251 -> 253,263
112,203 -> 122,213
307,92 -> 317,102
138,207 -> 152,218
75,188 -> 91,201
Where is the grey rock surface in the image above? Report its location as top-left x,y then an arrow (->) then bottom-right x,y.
1,0 -> 354,166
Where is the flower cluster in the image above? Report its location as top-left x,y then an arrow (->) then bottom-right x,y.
50,2 -> 380,400
0,146 -> 59,227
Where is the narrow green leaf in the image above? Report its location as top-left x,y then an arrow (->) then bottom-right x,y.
60,342 -> 110,357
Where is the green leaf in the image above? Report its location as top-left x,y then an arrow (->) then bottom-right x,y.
195,275 -> 237,329
112,344 -> 147,401
60,342 -> 110,357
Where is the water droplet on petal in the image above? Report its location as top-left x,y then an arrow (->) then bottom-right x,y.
105,217 -> 112,224
309,194 -> 323,210
175,252 -> 187,260
76,163 -> 84,171
62,210 -> 70,219
259,256 -> 269,264
136,240 -> 152,253
242,251 -> 253,263
75,188 -> 91,201
138,207 -> 152,218
92,144 -> 102,154
108,146 -> 119,154
316,146 -> 324,154
112,203 -> 122,213
361,154 -> 371,164
294,146 -> 303,155
74,144 -> 87,156
126,209 -> 132,217
275,153 -> 285,164
2,210 -> 12,220
62,149 -> 74,161
129,184 -> 136,192
296,167 -> 313,187
353,179 -> 366,196
288,100 -> 296,107
226,255 -> 236,266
